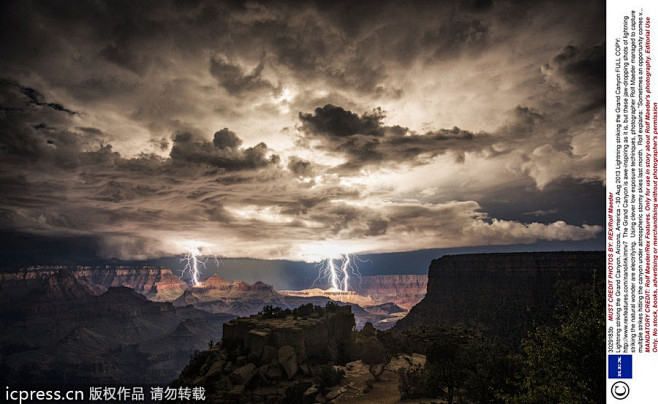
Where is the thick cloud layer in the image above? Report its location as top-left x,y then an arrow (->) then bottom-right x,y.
0,0 -> 604,262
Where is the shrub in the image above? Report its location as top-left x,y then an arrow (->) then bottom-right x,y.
398,364 -> 434,399
317,364 -> 344,388
361,337 -> 391,381
261,305 -> 291,319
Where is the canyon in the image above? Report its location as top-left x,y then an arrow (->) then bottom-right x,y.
0,264 -> 427,386
0,269 -> 234,385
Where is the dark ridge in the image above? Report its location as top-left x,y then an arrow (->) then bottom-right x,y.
393,251 -> 604,346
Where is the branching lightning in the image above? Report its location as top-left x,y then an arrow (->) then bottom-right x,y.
314,253 -> 366,292
180,243 -> 220,286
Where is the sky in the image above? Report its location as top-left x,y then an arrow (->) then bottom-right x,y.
0,0 -> 605,268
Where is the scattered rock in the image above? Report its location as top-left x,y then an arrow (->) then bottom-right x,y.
192,360 -> 224,385
229,384 -> 245,395
229,363 -> 257,385
302,385 -> 319,404
325,387 -> 343,401
259,363 -> 284,381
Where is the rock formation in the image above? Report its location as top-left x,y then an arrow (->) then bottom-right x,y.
222,305 -> 355,367
352,275 -> 428,309
173,303 -> 357,403
394,251 -> 604,345
0,265 -> 189,301
173,275 -> 285,317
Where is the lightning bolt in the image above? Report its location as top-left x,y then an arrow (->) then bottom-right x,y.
340,254 -> 350,292
313,253 -> 366,292
327,259 -> 339,290
180,243 -> 221,286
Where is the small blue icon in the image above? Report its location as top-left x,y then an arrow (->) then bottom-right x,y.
608,355 -> 632,379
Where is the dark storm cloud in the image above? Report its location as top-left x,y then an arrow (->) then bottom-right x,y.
0,79 -> 84,165
169,131 -> 279,170
213,128 -> 242,149
541,43 -> 606,111
209,56 -> 273,95
299,104 -> 488,170
0,0 -> 605,134
0,79 -> 72,119
15,84 -> 76,115
299,105 -> 385,138
543,43 -> 605,89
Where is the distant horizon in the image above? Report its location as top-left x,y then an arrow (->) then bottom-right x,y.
2,238 -> 604,290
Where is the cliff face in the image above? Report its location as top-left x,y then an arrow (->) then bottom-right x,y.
352,275 -> 427,309
148,268 -> 190,301
75,266 -> 189,301
190,275 -> 278,301
0,270 -> 234,386
173,275 -> 284,317
394,251 -> 604,344
0,265 -> 189,301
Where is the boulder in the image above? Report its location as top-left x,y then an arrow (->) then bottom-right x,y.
278,345 -> 298,379
229,363 -> 257,386
261,344 -> 277,365
259,363 -> 284,381
192,360 -> 224,385
326,386 -> 343,401
302,385 -> 319,404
